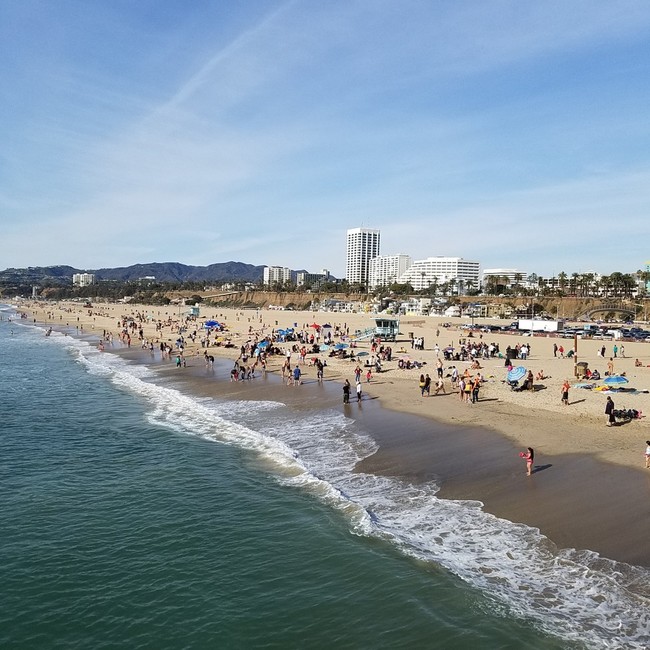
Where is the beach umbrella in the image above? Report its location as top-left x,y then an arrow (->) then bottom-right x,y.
319,344 -> 330,351
507,366 -> 527,382
603,375 -> 629,386
204,320 -> 219,328
256,340 -> 270,349
356,351 -> 369,357
335,343 -> 349,350
310,323 -> 320,329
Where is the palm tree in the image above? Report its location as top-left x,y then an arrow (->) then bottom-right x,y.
557,271 -> 568,295
580,273 -> 595,297
621,273 -> 636,299
608,272 -> 624,298
600,275 -> 612,298
485,275 -> 499,295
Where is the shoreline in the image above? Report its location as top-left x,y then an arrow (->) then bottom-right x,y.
15,301 -> 650,566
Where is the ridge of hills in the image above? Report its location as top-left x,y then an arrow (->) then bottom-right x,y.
0,261 -> 266,284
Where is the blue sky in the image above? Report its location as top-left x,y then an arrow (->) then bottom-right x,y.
2,0 -> 650,278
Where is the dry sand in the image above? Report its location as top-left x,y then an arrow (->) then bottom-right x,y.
19,300 -> 650,565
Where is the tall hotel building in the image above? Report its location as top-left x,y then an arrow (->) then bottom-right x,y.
369,254 -> 412,289
398,257 -> 480,291
346,228 -> 381,287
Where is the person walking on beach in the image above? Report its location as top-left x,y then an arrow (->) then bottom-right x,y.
520,447 -> 534,476
457,377 -> 464,401
607,358 -> 614,376
343,379 -> 351,404
356,379 -> 363,403
419,374 -> 426,396
292,365 -> 302,386
434,376 -> 446,395
424,374 -> 431,397
471,374 -> 481,403
645,441 -> 650,468
553,342 -> 558,357
561,379 -> 570,405
605,396 -> 615,426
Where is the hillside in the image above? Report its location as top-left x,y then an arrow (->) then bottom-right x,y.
0,261 -> 265,284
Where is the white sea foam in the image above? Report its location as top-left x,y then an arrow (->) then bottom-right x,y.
70,343 -> 650,649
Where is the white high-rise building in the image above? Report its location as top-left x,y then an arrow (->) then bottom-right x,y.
398,257 -> 480,292
369,254 -> 412,289
263,266 -> 292,286
72,273 -> 95,287
346,228 -> 380,287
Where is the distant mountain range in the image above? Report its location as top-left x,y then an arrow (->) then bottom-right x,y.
0,261 -> 266,285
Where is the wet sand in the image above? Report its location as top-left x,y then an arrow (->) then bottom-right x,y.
117,342 -> 650,567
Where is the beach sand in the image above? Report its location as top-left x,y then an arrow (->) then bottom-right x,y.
20,301 -> 650,565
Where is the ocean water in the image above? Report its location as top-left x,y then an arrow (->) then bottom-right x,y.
1,307 -> 648,649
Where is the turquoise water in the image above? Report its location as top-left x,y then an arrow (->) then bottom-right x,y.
1,309 -> 647,649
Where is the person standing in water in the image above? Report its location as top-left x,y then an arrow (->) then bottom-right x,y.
520,447 -> 534,476
342,379 -> 351,404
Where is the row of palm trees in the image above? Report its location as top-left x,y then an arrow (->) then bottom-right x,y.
505,271 -> 646,299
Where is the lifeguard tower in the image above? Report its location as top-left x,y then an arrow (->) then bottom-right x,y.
373,317 -> 400,341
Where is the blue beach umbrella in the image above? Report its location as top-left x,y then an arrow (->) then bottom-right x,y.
356,351 -> 369,357
335,343 -> 349,350
507,366 -> 527,382
256,340 -> 270,349
319,344 -> 330,351
204,320 -> 219,328
603,375 -> 629,386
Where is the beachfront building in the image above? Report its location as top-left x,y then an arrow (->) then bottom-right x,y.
346,227 -> 381,288
263,266 -> 292,286
369,254 -> 412,289
296,269 -> 330,289
482,268 -> 527,291
72,273 -> 95,287
397,257 -> 480,293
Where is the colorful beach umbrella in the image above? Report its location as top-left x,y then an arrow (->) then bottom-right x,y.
603,375 -> 629,385
507,366 -> 527,382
